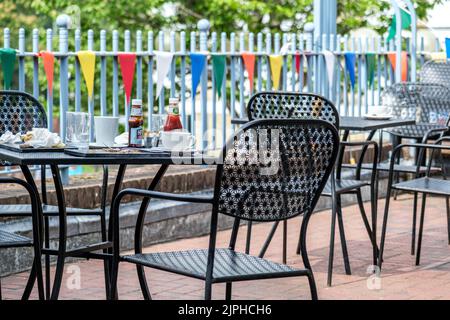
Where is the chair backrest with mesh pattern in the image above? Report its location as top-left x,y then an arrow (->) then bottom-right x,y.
0,91 -> 47,135
247,92 -> 339,128
381,83 -> 450,125
420,60 -> 450,88
217,119 -> 339,222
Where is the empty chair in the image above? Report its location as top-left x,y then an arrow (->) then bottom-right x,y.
109,119 -> 339,300
420,60 -> 450,88
378,136 -> 450,269
0,177 -> 43,300
246,92 -> 378,286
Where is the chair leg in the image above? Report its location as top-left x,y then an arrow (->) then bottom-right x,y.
416,194 -> 427,266
356,190 -> 379,256
282,220 -> 287,264
204,280 -> 213,300
411,193 -> 418,255
258,221 -> 279,259
336,197 -> 351,275
44,216 -> 51,299
378,184 -> 393,271
306,271 -> 318,300
109,257 -> 120,300
327,204 -> 337,287
446,196 -> 450,245
245,221 -> 252,254
225,282 -> 232,300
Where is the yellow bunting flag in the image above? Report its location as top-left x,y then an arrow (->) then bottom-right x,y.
430,52 -> 447,61
269,55 -> 283,90
77,51 -> 96,99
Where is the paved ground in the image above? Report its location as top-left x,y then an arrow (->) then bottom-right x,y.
3,193 -> 450,300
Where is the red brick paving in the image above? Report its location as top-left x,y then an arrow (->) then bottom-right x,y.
3,194 -> 450,300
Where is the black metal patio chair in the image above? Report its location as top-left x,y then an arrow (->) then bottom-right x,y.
378,136 -> 450,269
245,91 -> 379,286
0,177 -> 44,300
344,83 -> 450,255
109,118 -> 340,300
420,60 -> 450,87
0,90 -> 109,298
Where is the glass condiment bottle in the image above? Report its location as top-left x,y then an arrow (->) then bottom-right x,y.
163,98 -> 183,131
128,99 -> 144,147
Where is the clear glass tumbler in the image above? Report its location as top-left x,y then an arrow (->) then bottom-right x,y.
66,112 -> 91,150
146,114 -> 166,147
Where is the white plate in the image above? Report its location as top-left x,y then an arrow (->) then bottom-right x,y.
363,114 -> 393,120
89,142 -> 127,148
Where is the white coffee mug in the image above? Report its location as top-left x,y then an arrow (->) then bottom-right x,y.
94,116 -> 119,147
160,131 -> 195,150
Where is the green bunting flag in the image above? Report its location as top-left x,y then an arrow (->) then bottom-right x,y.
212,55 -> 226,98
0,48 -> 16,90
366,53 -> 376,86
387,8 -> 411,42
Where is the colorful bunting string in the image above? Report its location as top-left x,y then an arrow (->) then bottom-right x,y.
190,53 -> 206,99
77,51 -> 96,99
366,53 -> 376,86
323,50 -> 335,85
344,53 -> 356,89
445,38 -> 450,60
241,53 -> 256,92
155,51 -> 174,99
38,51 -> 55,92
269,55 -> 282,90
387,51 -> 408,82
212,55 -> 226,98
0,48 -> 16,90
118,53 -> 136,106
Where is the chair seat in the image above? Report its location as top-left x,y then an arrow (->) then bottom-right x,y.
123,248 -> 306,283
322,179 -> 369,196
393,177 -> 450,196
385,123 -> 447,140
342,162 -> 441,174
0,204 -> 102,217
0,230 -> 32,248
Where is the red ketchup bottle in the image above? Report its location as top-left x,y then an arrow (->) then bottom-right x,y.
163,98 -> 183,131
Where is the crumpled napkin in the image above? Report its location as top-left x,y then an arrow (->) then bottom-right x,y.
0,131 -> 21,144
21,128 -> 65,148
114,132 -> 128,145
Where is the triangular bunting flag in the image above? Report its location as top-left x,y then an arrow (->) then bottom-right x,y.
190,53 -> 206,99
323,50 -> 335,85
155,51 -> 174,100
118,53 -> 136,105
0,48 -> 16,90
344,53 -> 356,89
212,55 -> 226,98
387,8 -> 412,42
430,52 -> 447,61
39,51 -> 55,92
387,52 -> 408,82
295,52 -> 301,74
77,50 -> 96,99
241,53 -> 256,92
445,38 -> 450,60
366,53 -> 376,86
269,55 -> 283,90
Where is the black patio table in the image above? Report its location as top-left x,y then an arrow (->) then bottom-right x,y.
0,147 -> 217,300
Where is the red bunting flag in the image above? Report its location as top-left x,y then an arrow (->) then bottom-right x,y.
241,52 -> 256,92
118,53 -> 136,105
295,52 -> 301,74
38,51 -> 55,92
387,51 -> 408,82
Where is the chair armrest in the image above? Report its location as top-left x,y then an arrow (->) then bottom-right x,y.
421,127 -> 449,143
115,188 -> 215,204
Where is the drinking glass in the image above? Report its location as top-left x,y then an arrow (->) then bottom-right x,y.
66,112 -> 91,150
146,114 -> 166,147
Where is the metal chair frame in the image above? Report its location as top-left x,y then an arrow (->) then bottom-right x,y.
109,119 -> 340,300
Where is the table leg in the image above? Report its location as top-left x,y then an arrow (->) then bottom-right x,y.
134,164 -> 169,300
49,164 -> 67,300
